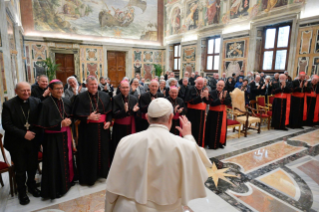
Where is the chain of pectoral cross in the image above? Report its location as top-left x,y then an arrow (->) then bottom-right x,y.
20,106 -> 30,130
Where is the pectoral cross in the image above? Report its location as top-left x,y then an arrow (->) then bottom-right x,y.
24,122 -> 30,130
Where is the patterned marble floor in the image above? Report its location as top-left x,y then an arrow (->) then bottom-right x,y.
1,126 -> 319,212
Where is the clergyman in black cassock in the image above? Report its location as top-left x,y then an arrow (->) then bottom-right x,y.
289,72 -> 310,128
2,82 -> 41,205
304,76 -> 319,126
138,80 -> 164,132
205,84 -> 231,149
37,80 -> 75,199
271,74 -> 293,130
185,77 -> 209,146
167,87 -> 186,135
178,78 -> 190,101
73,77 -> 112,185
31,75 -> 50,101
112,81 -> 139,159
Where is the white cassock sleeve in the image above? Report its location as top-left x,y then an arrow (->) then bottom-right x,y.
183,135 -> 212,167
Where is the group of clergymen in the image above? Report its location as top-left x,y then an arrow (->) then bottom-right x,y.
2,69 -> 319,206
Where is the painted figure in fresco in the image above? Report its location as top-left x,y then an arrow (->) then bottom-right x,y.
264,0 -> 278,12
144,65 -> 152,80
185,2 -> 198,30
230,0 -> 243,16
298,57 -> 308,74
171,7 -> 181,34
206,0 -> 220,25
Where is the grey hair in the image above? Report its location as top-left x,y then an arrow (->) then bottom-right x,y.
265,75 -> 271,79
183,77 -> 189,81
160,79 -> 166,83
38,75 -> 48,81
167,78 -> 177,85
87,76 -> 98,83
133,78 -> 139,83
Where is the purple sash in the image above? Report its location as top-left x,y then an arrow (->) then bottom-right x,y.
45,126 -> 74,182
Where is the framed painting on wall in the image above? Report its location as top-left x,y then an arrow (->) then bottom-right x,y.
225,41 -> 245,58
0,51 -> 7,94
315,30 -> 319,54
6,14 -> 16,51
299,30 -> 312,54
311,57 -> 319,75
183,47 -> 196,62
185,0 -> 199,30
224,61 -> 244,78
297,57 -> 309,75
144,51 -> 153,63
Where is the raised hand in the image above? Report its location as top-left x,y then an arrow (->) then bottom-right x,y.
177,107 -> 184,114
133,103 -> 139,112
43,88 -> 50,97
175,115 -> 192,137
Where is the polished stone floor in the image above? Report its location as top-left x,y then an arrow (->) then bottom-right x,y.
1,125 -> 319,212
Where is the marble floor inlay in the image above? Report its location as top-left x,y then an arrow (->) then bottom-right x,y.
257,168 -> 298,200
289,129 -> 319,146
206,162 -> 238,188
228,184 -> 300,212
222,141 -> 305,173
297,160 -> 319,185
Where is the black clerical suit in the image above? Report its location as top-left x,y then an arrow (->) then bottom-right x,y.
209,78 -> 218,90
2,96 -> 41,195
112,94 -> 138,159
31,85 -> 48,101
178,85 -> 190,100
138,92 -> 164,132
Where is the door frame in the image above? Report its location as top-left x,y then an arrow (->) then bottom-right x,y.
104,46 -> 133,80
48,47 -> 80,81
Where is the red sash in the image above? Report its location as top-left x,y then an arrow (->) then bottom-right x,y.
114,116 -> 136,133
45,126 -> 74,182
304,92 -> 319,122
274,93 -> 291,126
87,114 -> 106,124
187,102 -> 207,111
315,94 -> 319,123
209,105 -> 227,146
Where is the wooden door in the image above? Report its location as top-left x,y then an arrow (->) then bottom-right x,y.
107,52 -> 126,87
55,53 -> 75,85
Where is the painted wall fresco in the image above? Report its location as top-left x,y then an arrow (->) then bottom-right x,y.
181,45 -> 196,76
166,0 -> 305,37
294,26 -> 319,77
0,51 -> 7,94
132,49 -> 165,79
80,46 -> 104,81
222,37 -> 249,77
31,0 -> 158,41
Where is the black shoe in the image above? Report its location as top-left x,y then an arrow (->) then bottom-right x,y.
283,128 -> 289,131
28,187 -> 41,197
18,193 -> 30,205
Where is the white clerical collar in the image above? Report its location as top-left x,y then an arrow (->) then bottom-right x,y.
149,124 -> 169,131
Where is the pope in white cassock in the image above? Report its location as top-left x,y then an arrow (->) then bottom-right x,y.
105,98 -> 212,212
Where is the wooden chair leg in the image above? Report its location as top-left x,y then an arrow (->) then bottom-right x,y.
245,121 -> 248,137
233,127 -> 235,132
238,125 -> 241,138
8,169 -> 14,197
268,118 -> 270,130
0,173 -> 4,187
11,167 -> 17,194
258,122 -> 261,134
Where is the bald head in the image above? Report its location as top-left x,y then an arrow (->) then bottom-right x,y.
279,74 -> 286,82
195,77 -> 204,90
216,80 -> 225,92
120,80 -> 130,96
15,82 -> 31,100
